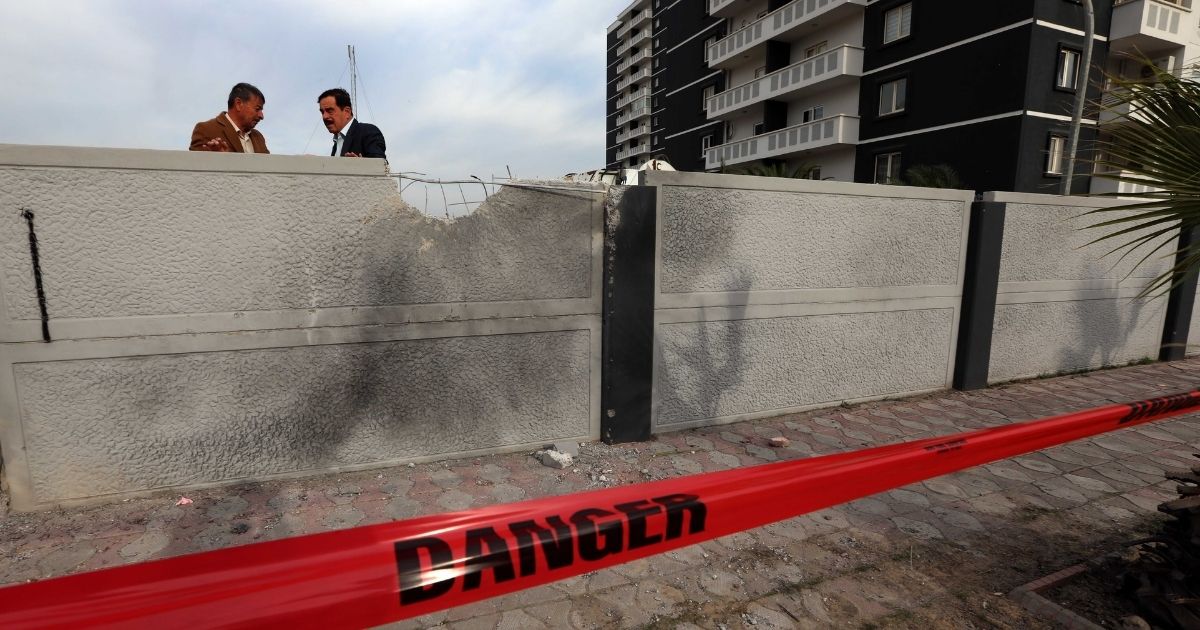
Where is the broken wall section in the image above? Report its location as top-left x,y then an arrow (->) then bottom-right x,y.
0,145 -> 604,510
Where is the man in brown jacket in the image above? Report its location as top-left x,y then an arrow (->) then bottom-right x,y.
189,83 -> 269,153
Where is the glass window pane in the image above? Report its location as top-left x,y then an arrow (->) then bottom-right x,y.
880,82 -> 894,114
895,79 -> 906,110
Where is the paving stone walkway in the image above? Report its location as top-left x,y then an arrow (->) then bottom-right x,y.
2,359 -> 1200,628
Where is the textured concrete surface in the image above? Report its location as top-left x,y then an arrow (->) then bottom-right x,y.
991,299 -> 1166,383
989,193 -> 1172,383
648,172 -> 971,431
658,186 -> 965,294
656,309 -> 953,427
998,203 -> 1167,285
0,148 -> 605,510
0,167 -> 596,323
1,359 -> 1196,628
15,330 -> 592,503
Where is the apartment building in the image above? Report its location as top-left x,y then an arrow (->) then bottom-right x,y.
606,0 -> 1200,193
607,0 -> 724,171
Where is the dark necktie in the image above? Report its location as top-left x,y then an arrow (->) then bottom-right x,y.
331,134 -> 339,157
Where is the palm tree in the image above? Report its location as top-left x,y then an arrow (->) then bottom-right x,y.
1086,63 -> 1200,295
901,164 -> 963,189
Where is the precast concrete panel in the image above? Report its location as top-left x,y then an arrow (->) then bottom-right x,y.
984,192 -> 1170,382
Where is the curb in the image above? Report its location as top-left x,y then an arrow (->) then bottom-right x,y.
1009,563 -> 1104,630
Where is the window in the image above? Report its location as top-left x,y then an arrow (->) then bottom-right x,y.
1045,135 -> 1067,175
704,36 -> 718,62
754,66 -> 766,78
808,166 -> 822,181
874,152 -> 902,184
702,85 -> 716,111
883,3 -> 913,44
654,76 -> 660,87
726,121 -> 736,141
804,41 -> 828,59
753,122 -> 765,135
654,37 -> 661,50
801,106 -> 824,123
1056,48 -> 1081,90
652,116 -> 660,127
652,134 -> 659,146
879,78 -> 907,116
701,134 -> 714,158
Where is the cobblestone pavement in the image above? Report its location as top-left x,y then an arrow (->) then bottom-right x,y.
3,359 -> 1200,628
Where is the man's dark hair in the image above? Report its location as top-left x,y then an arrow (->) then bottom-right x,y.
227,83 -> 265,108
319,88 -> 353,110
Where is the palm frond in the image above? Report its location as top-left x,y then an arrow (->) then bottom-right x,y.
1088,60 -> 1200,296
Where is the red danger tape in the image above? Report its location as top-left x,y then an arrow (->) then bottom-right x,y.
1,390 -> 1197,629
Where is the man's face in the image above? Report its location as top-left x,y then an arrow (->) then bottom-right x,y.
230,95 -> 265,131
319,97 -> 353,134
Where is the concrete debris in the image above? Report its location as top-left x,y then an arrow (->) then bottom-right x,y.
552,441 -> 580,457
768,437 -> 791,448
536,449 -> 573,469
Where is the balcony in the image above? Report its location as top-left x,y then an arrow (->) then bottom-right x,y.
708,0 -> 742,18
617,68 -> 651,91
616,123 -> 652,143
616,144 -> 651,161
618,29 -> 652,55
616,97 -> 653,125
1090,169 -> 1161,195
617,88 -> 650,109
1110,0 -> 1191,53
617,8 -> 652,37
704,114 -> 859,169
617,49 -> 652,74
706,45 -> 863,119
707,0 -> 867,69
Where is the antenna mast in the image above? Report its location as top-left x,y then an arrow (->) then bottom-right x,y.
347,44 -> 358,112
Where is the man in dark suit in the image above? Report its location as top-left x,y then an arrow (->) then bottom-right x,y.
318,88 -> 386,160
189,83 -> 269,153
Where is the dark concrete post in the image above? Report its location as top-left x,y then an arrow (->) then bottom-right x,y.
601,186 -> 657,443
1159,225 -> 1200,361
953,201 -> 1006,390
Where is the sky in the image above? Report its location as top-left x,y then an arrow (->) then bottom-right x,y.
0,0 -> 630,212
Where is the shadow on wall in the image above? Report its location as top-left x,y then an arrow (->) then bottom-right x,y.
1052,278 -> 1156,378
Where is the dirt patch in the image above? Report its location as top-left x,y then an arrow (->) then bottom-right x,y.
1040,557 -> 1142,627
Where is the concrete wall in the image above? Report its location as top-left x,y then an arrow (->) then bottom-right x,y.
984,191 -> 1170,382
0,145 -> 604,510
644,171 -> 973,431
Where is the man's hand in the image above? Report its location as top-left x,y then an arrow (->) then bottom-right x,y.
195,138 -> 232,152
343,151 -> 361,158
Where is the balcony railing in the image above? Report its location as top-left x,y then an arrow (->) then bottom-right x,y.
1111,0 -> 1191,49
616,98 -> 653,125
617,8 -> 652,37
617,88 -> 650,109
616,49 -> 652,74
708,0 -> 740,17
617,68 -> 652,91
704,115 -> 859,169
616,123 -> 652,144
616,144 -> 651,161
618,29 -> 651,55
706,45 -> 863,119
707,0 -> 866,68
1090,169 -> 1161,195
